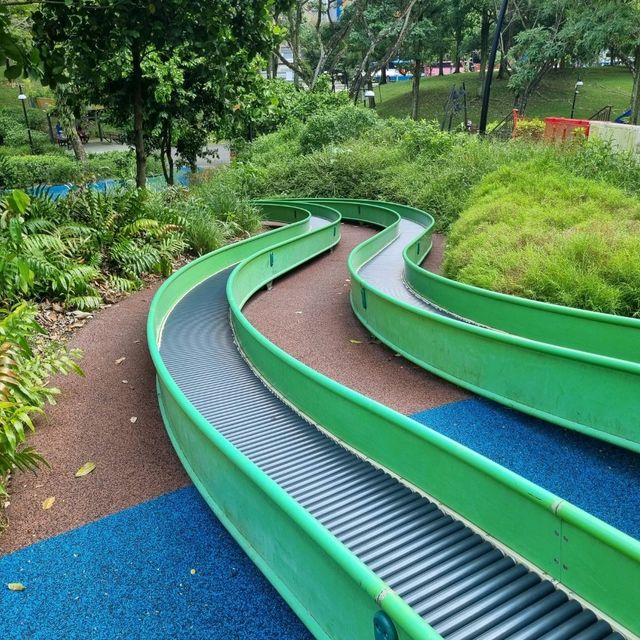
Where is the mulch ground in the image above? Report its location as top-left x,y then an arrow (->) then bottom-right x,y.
0,283 -> 189,555
245,225 -> 468,415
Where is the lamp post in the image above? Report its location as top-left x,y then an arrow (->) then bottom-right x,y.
478,0 -> 509,135
18,85 -> 34,153
570,80 -> 584,119
364,89 -> 376,109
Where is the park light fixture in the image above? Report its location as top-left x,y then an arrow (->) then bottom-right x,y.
571,80 -> 585,119
364,89 -> 375,108
18,84 -> 35,153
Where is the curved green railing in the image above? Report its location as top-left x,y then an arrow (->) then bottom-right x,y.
149,198 -> 640,638
338,198 -> 640,452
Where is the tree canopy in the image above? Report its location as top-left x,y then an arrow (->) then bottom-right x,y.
33,0 -> 280,186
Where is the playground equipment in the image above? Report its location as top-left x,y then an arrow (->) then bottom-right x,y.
148,199 -> 639,639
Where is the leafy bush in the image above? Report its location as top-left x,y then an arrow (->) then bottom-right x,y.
513,118 -> 545,142
0,188 -> 187,310
0,302 -> 81,496
0,150 -> 165,189
178,179 -> 262,254
299,106 -> 378,153
444,162 -> 640,316
0,154 -> 80,187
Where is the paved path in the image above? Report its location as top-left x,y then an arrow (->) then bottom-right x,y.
70,142 -> 230,168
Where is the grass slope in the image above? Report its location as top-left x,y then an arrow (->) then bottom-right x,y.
444,161 -> 640,316
376,67 -> 633,125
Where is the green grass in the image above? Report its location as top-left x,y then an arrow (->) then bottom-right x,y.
444,160 -> 640,317
376,67 -> 633,125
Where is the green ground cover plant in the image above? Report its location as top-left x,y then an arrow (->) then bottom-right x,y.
444,161 -> 640,316
0,302 -> 81,497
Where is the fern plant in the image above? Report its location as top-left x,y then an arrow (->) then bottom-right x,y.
0,187 -> 187,311
0,303 -> 82,496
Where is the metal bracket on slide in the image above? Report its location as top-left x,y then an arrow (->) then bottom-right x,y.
373,611 -> 398,640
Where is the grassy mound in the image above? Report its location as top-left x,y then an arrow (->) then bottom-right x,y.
444,162 -> 640,317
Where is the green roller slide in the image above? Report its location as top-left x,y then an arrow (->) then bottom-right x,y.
148,198 -> 639,639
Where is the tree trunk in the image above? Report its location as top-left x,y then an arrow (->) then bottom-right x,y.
477,9 -> 490,97
497,26 -> 511,80
380,67 -> 387,84
631,55 -> 640,125
454,33 -> 462,73
438,53 -> 444,76
160,119 -> 174,186
54,87 -> 86,161
66,124 -> 87,162
411,59 -> 422,120
131,43 -> 146,189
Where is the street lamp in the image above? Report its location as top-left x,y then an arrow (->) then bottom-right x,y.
570,80 -> 584,119
18,85 -> 34,153
364,89 -> 376,109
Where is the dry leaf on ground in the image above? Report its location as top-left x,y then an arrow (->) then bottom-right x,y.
75,462 -> 96,478
42,497 -> 56,510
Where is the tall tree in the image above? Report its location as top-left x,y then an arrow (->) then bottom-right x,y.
565,0 -> 640,123
33,0 -> 279,187
275,0 -> 364,89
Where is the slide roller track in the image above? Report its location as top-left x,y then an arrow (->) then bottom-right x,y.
342,199 -> 640,453
149,200 -> 639,640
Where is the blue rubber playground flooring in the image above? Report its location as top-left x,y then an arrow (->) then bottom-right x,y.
2,398 -> 638,638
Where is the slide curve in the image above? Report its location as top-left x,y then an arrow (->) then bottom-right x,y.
148,199 -> 639,639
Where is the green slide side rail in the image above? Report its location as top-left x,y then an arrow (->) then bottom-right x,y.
338,198 -> 640,452
149,199 -> 640,638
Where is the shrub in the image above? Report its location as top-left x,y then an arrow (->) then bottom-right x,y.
299,106 -> 378,153
0,302 -> 82,496
444,161 -> 640,316
0,154 -> 80,188
180,179 -> 263,254
0,188 -> 187,310
513,118 -> 545,142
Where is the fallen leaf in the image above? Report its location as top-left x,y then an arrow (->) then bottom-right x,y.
75,462 -> 96,478
115,357 -> 126,365
349,339 -> 363,344
122,380 -> 128,384
52,302 -> 64,312
7,583 -> 25,591
42,496 -> 56,510
130,417 -> 138,423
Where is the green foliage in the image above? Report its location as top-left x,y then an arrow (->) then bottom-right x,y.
444,162 -> 640,316
0,302 -> 82,496
177,179 -> 263,255
33,0 -> 281,186
0,151 -> 164,189
0,154 -> 79,188
513,118 -> 546,142
299,106 -> 379,153
0,188 -> 187,310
